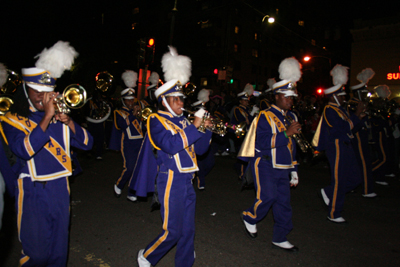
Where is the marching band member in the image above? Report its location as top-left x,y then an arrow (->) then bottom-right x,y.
110,70 -> 143,202
85,71 -> 113,160
259,78 -> 275,110
143,71 -> 161,110
239,57 -> 302,252
349,68 -> 377,197
210,94 -> 230,156
132,46 -> 212,267
192,89 -> 215,190
1,41 -> 93,266
370,85 -> 392,185
231,84 -> 259,180
312,64 -> 363,223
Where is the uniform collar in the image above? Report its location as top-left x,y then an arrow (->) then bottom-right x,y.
271,104 -> 287,116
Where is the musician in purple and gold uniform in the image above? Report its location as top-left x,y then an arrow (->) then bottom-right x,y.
239,57 -> 301,252
110,80 -> 144,202
1,41 -> 93,266
134,46 -> 212,267
313,64 -> 363,224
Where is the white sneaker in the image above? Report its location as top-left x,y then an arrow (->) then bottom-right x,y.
127,195 -> 137,202
96,156 -> 102,160
114,184 -> 121,196
375,181 -> 389,186
137,249 -> 151,267
362,192 -> 377,198
221,151 -> 229,156
214,152 -> 220,156
327,216 -> 346,223
385,173 -> 395,177
321,188 -> 329,206
272,241 -> 294,249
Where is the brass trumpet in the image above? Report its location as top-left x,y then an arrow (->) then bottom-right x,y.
182,108 -> 246,137
137,105 -> 157,123
285,115 -> 314,154
0,96 -> 13,115
54,84 -> 87,114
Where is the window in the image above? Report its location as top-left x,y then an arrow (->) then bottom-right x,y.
298,20 -> 304,26
254,33 -> 258,40
234,43 -> 241,53
252,49 -> 258,58
235,26 -> 240,34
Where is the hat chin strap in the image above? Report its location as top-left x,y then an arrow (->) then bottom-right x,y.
162,96 -> 183,117
333,95 -> 341,106
23,82 -> 38,112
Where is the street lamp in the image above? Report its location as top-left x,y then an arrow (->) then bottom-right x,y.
303,55 -> 332,68
262,15 -> 275,24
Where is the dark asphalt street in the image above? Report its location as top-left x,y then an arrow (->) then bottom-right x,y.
1,149 -> 400,267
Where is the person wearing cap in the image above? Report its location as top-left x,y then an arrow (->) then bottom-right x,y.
109,85 -> 143,202
348,68 -> 377,197
191,89 -> 215,190
239,57 -> 301,252
313,64 -> 363,223
132,78 -> 212,267
370,85 -> 393,186
259,78 -> 275,110
231,84 -> 259,180
209,94 -> 230,156
1,41 -> 93,266
143,71 -> 161,110
131,46 -> 213,267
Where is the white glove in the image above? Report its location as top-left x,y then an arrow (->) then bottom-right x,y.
250,106 -> 259,116
290,171 -> 299,187
194,108 -> 206,118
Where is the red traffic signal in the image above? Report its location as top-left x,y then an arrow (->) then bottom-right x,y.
317,88 -> 323,94
147,38 -> 155,47
213,68 -> 218,75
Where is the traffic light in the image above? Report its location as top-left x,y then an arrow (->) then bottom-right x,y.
213,68 -> 218,75
145,38 -> 155,65
317,88 -> 323,95
138,38 -> 146,63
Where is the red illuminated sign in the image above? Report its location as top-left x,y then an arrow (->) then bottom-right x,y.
387,66 -> 400,80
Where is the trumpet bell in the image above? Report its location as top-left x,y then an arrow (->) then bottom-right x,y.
54,84 -> 87,114
0,96 -> 14,115
95,71 -> 114,93
138,106 -> 157,123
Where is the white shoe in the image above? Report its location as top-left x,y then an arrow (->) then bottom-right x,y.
385,173 -> 395,177
96,156 -> 102,160
321,188 -> 329,206
214,152 -> 220,156
272,241 -> 299,252
327,216 -> 346,223
137,249 -> 151,267
362,192 -> 377,198
375,181 -> 389,186
114,184 -> 121,196
221,151 -> 229,156
127,195 -> 137,202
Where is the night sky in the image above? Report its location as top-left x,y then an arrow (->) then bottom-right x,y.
0,0 -> 398,89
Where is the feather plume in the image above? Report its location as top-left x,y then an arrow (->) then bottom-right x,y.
278,57 -> 302,83
243,83 -> 254,96
357,68 -> 375,84
374,85 -> 391,99
148,72 -> 159,85
34,41 -> 78,78
0,63 -> 7,88
267,78 -> 276,89
121,70 -> 138,88
330,64 -> 349,86
197,89 -> 210,103
161,46 -> 192,85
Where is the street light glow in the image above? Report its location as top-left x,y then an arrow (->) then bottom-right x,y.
262,15 -> 275,24
304,56 -> 311,62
